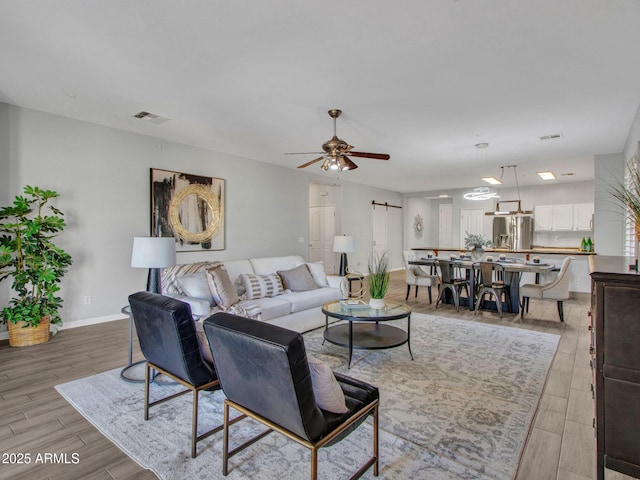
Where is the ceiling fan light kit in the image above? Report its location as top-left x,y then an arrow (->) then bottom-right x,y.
289,109 -> 390,172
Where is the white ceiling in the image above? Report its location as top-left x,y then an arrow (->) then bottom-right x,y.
1,0 -> 639,193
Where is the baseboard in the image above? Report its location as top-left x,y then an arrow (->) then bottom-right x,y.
0,313 -> 127,341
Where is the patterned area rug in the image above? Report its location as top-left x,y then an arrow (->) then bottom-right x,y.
55,314 -> 559,480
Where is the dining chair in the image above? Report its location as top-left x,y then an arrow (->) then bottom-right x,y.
402,251 -> 439,303
473,262 -> 511,317
520,256 -> 574,321
435,260 -> 467,312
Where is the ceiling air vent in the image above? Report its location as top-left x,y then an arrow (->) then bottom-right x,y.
133,111 -> 170,124
539,133 -> 562,141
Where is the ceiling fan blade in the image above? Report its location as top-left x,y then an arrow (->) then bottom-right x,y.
297,156 -> 324,168
348,151 -> 390,160
285,151 -> 323,155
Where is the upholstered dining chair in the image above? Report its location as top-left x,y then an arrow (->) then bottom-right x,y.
203,312 -> 380,480
128,292 -> 240,458
520,256 -> 574,322
435,259 -> 468,312
402,250 -> 439,303
473,262 -> 511,317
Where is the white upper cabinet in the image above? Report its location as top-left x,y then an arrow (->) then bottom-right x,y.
552,204 -> 574,231
534,205 -> 553,231
534,203 -> 594,232
573,203 -> 595,231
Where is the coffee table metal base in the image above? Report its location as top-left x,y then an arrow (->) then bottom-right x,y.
324,322 -> 413,368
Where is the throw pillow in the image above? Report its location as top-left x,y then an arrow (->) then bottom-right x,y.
307,355 -> 348,414
277,264 -> 318,292
239,273 -> 285,300
306,261 -> 328,287
176,272 -> 216,306
206,264 -> 240,309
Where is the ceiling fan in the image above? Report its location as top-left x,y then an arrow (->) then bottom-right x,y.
286,109 -> 390,171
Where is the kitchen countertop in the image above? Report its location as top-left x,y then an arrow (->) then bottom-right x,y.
411,247 -> 594,256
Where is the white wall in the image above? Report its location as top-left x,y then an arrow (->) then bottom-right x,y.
594,153 -> 625,256
0,103 -> 403,333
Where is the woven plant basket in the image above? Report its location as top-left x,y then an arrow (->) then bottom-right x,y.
7,316 -> 51,347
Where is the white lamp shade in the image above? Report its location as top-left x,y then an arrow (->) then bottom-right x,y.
131,237 -> 177,268
333,235 -> 355,253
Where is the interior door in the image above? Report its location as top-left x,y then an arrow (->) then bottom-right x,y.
460,208 -> 484,248
309,205 -> 336,273
439,203 -> 453,247
372,204 -> 387,260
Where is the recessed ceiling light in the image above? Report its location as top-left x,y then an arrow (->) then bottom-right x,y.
438,194 -> 449,198
482,176 -> 502,185
537,171 -> 556,180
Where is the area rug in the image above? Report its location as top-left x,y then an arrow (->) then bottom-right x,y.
55,314 -> 559,480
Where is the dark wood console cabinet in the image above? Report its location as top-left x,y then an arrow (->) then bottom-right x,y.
589,255 -> 640,479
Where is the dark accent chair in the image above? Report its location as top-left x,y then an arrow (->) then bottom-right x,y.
128,292 -> 241,458
203,312 -> 380,480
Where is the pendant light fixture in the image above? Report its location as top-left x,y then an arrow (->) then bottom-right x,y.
485,165 -> 533,216
464,142 -> 500,200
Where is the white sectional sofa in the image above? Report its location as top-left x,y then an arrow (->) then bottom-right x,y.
160,255 -> 342,333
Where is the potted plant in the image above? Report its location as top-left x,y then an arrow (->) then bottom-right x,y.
610,161 -> 640,264
0,186 -> 73,347
464,231 -> 492,261
368,251 -> 390,309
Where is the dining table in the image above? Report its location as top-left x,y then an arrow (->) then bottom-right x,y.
408,257 -> 556,314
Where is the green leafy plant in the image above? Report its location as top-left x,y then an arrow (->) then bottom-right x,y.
609,162 -> 640,235
368,251 -> 390,300
464,231 -> 492,249
0,186 -> 73,327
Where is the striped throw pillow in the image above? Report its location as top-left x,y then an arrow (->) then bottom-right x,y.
239,273 -> 284,300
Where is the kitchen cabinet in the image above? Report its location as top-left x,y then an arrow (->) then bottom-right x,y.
552,204 -> 574,231
534,203 -> 594,232
589,256 -> 640,480
534,205 -> 553,231
574,203 -> 595,231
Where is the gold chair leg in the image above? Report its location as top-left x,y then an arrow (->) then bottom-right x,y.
374,405 -> 379,476
144,363 -> 150,421
223,401 -> 229,476
192,389 -> 199,458
310,446 -> 318,480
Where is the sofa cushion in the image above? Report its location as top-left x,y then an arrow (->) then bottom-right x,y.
239,273 -> 285,299
307,355 -> 348,414
279,287 -> 341,313
306,261 -> 329,287
277,264 -> 318,292
176,272 -> 215,306
250,255 -> 304,276
249,296 -> 292,321
206,264 -> 240,309
161,261 -> 221,295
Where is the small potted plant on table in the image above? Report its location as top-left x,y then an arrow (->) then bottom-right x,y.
464,232 -> 492,262
0,186 -> 73,347
368,251 -> 390,309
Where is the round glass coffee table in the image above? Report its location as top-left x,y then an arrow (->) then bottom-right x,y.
322,300 -> 413,368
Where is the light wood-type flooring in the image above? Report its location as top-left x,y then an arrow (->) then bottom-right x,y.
0,270 -> 633,480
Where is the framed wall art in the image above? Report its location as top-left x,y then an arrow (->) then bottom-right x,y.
150,168 -> 225,251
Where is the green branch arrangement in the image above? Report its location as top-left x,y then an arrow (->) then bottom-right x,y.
464,232 -> 492,249
368,251 -> 390,300
609,162 -> 640,235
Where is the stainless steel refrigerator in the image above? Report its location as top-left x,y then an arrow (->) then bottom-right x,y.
493,215 -> 534,251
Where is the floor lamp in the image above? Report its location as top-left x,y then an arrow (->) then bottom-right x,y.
121,236 -> 177,382
333,235 -> 355,277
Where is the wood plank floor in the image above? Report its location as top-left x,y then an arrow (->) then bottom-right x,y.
0,270 -> 631,479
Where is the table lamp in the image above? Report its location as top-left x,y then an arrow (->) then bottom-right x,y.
131,236 -> 176,293
333,235 -> 355,276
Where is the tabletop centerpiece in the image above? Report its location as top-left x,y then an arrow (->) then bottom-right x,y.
368,251 -> 390,309
464,232 -> 493,262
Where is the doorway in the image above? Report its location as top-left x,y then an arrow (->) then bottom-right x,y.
308,183 -> 341,274
460,208 -> 485,248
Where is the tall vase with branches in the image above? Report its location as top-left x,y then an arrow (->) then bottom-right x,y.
609,161 -> 640,264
